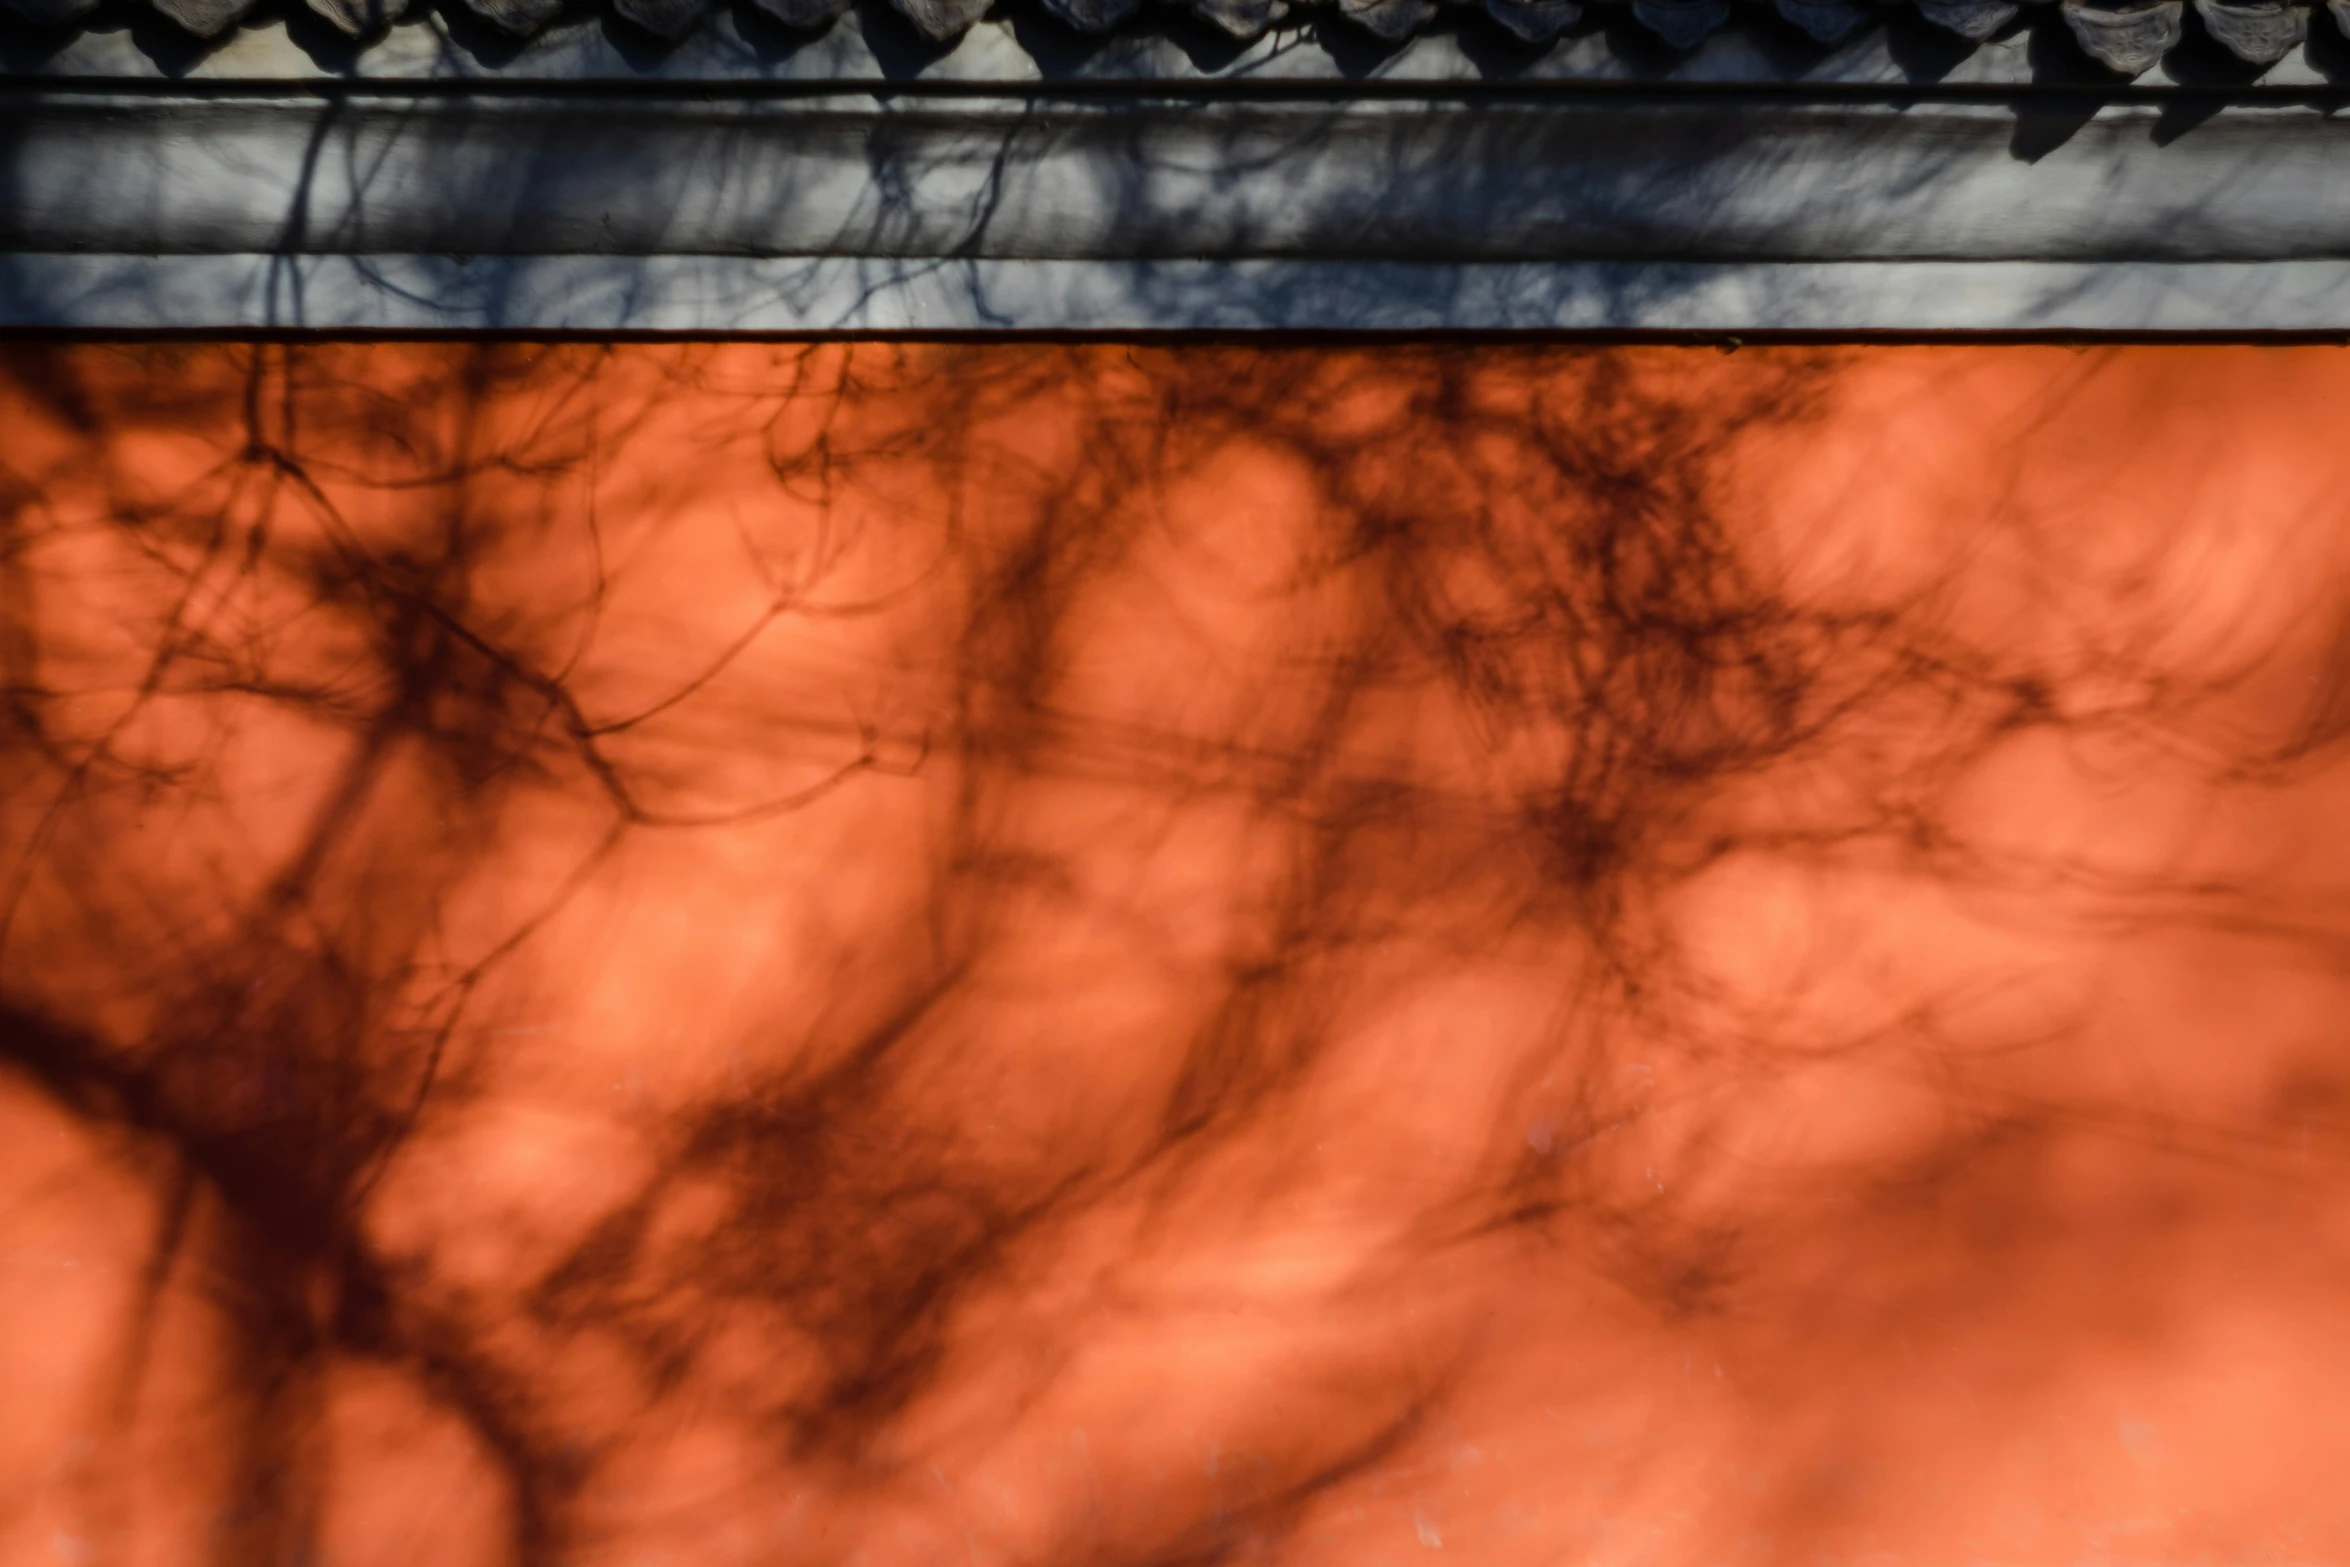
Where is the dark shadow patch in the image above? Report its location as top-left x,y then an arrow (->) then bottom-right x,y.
1881,1 -> 1998,82
1307,8 -> 1428,75
2006,87 -> 2114,158
421,0 -> 588,67
726,0 -> 843,56
852,0 -> 970,76
2150,85 -> 2236,141
1452,3 -> 1590,77
2304,10 -> 2350,79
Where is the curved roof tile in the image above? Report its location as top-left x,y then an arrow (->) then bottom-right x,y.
0,0 -> 2332,76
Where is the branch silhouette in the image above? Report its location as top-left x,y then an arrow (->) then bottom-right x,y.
3,339 -> 2349,1567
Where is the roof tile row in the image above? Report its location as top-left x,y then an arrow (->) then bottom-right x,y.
0,0 -> 2330,75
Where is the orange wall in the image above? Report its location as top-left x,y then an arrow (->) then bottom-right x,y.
3,341 -> 2348,1567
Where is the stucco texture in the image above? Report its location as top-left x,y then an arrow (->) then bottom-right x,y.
3,340 -> 2348,1567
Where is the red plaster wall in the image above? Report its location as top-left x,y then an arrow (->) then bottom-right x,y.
2,340 -> 2347,1567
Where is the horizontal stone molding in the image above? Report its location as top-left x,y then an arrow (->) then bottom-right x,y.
3,92 -> 2347,268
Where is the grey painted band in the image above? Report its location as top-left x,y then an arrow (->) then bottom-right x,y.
6,77 -> 2345,331
5,252 -> 2347,330
6,94 -> 2349,264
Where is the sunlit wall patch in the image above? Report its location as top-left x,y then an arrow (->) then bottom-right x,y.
3,340 -> 2348,1567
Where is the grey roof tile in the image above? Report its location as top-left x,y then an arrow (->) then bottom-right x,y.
2,0 -> 2344,76
305,0 -> 403,31
1189,0 -> 1284,32
1774,0 -> 1863,39
148,0 -> 260,33
3,0 -> 97,23
1339,0 -> 1438,36
1631,0 -> 1731,46
2194,0 -> 2306,62
460,0 -> 567,30
1914,0 -> 2017,37
2060,0 -> 2184,72
888,0 -> 991,38
614,0 -> 707,32
1043,0 -> 1143,31
753,0 -> 852,23
1482,0 -> 1580,37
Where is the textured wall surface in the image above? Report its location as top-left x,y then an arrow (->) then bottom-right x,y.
4,340 -> 2350,1567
